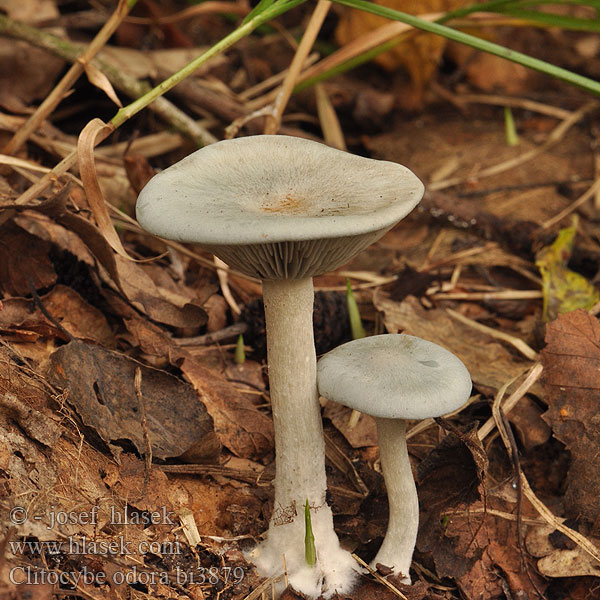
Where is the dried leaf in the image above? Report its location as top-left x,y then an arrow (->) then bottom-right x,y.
323,402 -> 378,448
114,256 -> 207,328
41,285 -> 113,345
77,118 -> 132,259
49,340 -> 220,462
180,356 -> 274,460
541,309 -> 600,527
83,62 -> 122,107
536,217 -> 599,321
0,394 -> 62,447
0,222 -> 56,295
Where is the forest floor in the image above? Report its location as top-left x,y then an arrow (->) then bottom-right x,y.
1,1 -> 600,599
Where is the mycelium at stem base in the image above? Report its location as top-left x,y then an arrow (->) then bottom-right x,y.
373,418 -> 418,584
248,277 -> 357,598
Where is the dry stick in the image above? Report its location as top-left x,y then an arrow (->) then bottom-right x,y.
430,102 -> 599,191
3,0 -> 138,156
490,382 -> 600,565
446,308 -> 539,361
263,0 -> 331,134
540,176 -> 600,230
477,362 -> 544,441
495,403 -> 546,600
351,554 -> 408,600
134,367 -> 152,496
124,1 -> 249,24
449,93 -> 573,121
214,256 -> 242,315
431,290 -> 543,301
315,83 -> 346,150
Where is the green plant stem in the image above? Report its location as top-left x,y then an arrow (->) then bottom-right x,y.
112,0 -> 306,128
330,0 -> 600,95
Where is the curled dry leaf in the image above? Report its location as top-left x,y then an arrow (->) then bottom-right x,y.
77,118 -> 132,259
49,339 -> 221,462
541,309 -> 600,528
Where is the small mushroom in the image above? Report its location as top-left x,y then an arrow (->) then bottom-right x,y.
136,136 -> 423,597
317,334 -> 471,583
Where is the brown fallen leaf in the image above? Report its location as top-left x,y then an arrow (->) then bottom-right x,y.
508,395 -> 551,453
0,222 -> 56,295
373,292 -> 536,395
0,393 -> 62,447
1,285 -> 112,345
49,339 -> 220,462
180,356 -> 274,460
541,309 -> 600,529
323,402 -> 378,448
114,256 -> 207,328
41,285 -> 113,344
446,39 -> 533,94
0,0 -> 65,110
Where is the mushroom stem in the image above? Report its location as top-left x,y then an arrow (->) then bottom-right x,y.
374,417 -> 418,584
253,277 -> 357,598
262,277 -> 326,511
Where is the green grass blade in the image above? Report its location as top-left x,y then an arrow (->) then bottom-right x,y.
346,278 -> 366,340
305,500 -> 316,567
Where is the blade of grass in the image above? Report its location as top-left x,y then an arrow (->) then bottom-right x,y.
331,0 -> 600,95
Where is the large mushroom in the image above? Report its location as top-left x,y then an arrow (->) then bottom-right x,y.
317,334 -> 472,583
136,135 -> 424,597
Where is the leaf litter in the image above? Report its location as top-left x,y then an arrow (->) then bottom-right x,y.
1,1 -> 600,599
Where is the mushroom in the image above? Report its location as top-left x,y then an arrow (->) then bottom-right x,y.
317,334 -> 471,583
136,135 -> 424,597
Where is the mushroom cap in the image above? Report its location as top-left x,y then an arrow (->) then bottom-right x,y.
317,334 -> 471,420
136,135 -> 424,279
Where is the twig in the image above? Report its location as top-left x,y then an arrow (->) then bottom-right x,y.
263,0 -> 332,134
124,1 -> 249,24
447,93 -> 573,120
214,256 -> 241,315
430,290 -> 542,301
134,367 -> 152,496
28,278 -> 74,341
477,362 -> 543,441
446,308 -> 539,361
351,553 -> 408,600
174,323 -> 248,347
491,384 -> 600,574
495,402 -> 545,599
540,176 -> 600,229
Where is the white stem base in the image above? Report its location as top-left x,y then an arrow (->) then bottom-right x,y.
372,418 -> 418,584
248,504 -> 358,598
248,278 -> 357,598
